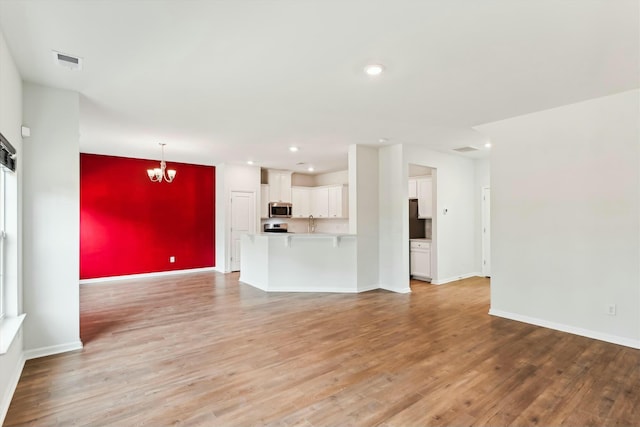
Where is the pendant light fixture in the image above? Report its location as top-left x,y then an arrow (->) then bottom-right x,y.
147,143 -> 176,183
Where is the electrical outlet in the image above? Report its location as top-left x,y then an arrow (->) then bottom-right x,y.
607,304 -> 616,316
170,256 -> 175,263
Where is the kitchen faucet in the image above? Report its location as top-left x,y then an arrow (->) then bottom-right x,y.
308,215 -> 316,233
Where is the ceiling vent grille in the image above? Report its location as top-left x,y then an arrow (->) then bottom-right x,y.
52,50 -> 83,70
453,146 -> 479,153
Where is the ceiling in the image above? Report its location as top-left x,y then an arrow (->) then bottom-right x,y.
0,0 -> 637,173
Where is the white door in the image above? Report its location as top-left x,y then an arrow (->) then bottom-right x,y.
230,191 -> 255,272
482,187 -> 491,277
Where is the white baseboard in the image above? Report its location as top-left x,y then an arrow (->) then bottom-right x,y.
240,279 -> 376,294
431,272 -> 481,285
0,351 -> 24,426
357,284 -> 380,293
24,340 -> 84,360
379,285 -> 412,294
238,278 -> 267,291
79,267 -> 217,284
489,309 -> 640,350
265,287 -> 362,293
212,266 -> 230,274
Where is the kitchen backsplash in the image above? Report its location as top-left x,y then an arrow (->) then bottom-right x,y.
425,218 -> 432,239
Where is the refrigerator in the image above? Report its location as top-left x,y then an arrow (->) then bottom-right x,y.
409,199 -> 426,239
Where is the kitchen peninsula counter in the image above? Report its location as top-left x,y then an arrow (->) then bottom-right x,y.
240,233 -> 358,293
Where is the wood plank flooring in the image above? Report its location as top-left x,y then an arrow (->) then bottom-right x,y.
5,273 -> 640,426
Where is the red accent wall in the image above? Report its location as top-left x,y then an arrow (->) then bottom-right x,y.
80,153 -> 215,279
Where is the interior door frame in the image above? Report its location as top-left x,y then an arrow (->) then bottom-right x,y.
481,186 -> 491,277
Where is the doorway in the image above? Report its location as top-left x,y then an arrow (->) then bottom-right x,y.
408,164 -> 437,284
230,191 -> 256,272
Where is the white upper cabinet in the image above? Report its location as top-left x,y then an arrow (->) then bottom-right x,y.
417,177 -> 433,218
408,179 -> 418,199
291,187 -> 311,218
267,170 -> 292,202
311,187 -> 329,218
328,185 -> 348,218
308,185 -> 348,218
260,184 -> 270,218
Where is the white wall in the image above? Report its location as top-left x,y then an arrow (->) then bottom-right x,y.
292,170 -> 348,187
0,25 -> 25,424
403,145 -> 478,284
214,164 -> 227,272
476,90 -> 640,347
348,145 -> 379,291
291,173 -> 314,187
215,163 -> 261,272
474,158 -> 490,273
314,170 -> 349,186
378,144 -> 409,292
22,83 -> 81,357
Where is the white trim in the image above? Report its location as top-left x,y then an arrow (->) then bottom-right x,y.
379,285 -> 412,294
24,340 -> 84,360
481,186 -> 491,277
0,351 -> 24,425
0,314 -> 25,354
238,277 -> 267,291
357,284 -> 380,293
240,280 -> 383,294
79,267 -> 216,284
212,266 -> 230,274
489,308 -> 640,349
431,272 -> 481,285
260,287 -> 362,293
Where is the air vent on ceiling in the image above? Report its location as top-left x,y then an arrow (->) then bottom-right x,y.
52,50 -> 83,70
453,146 -> 479,153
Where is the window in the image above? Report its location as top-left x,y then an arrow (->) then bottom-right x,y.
0,131 -> 21,354
0,169 -> 5,320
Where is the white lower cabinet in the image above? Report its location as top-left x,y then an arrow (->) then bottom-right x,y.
410,240 -> 431,280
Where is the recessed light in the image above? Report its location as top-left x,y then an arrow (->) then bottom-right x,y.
307,166 -> 314,172
378,138 -> 389,144
289,146 -> 299,152
484,143 -> 492,148
364,64 -> 384,76
247,160 -> 254,165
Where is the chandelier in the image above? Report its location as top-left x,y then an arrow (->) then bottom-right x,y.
147,143 -> 176,183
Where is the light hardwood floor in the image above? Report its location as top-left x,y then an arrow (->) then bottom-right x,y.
5,273 -> 640,426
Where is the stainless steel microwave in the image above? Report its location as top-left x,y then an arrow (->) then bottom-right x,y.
269,202 -> 292,218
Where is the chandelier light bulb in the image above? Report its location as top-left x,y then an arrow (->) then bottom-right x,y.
147,143 -> 176,183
